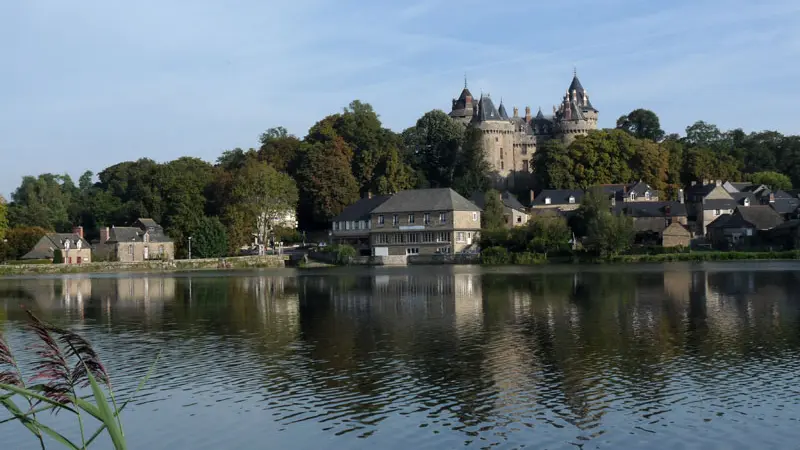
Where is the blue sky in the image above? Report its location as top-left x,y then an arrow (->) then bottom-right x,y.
2,0 -> 800,197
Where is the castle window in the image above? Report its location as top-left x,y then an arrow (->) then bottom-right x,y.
522,160 -> 529,172
495,137 -> 499,142
500,150 -> 503,160
500,161 -> 504,170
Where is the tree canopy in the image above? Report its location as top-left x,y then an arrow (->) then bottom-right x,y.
616,109 -> 665,142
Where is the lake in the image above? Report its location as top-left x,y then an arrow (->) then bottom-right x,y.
2,263 -> 800,449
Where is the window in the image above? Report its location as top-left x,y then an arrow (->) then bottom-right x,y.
408,214 -> 415,224
715,209 -> 721,216
406,247 -> 419,255
517,216 -> 522,223
333,222 -> 339,231
128,245 -> 134,255
500,161 -> 504,170
144,233 -> 149,243
500,151 -> 503,160
393,214 -> 399,226
545,197 -> 552,205
437,247 -> 451,254
568,196 -> 575,204
159,245 -> 164,256
522,146 -> 528,155
495,137 -> 499,142
522,160 -> 529,172
345,221 -> 350,230
359,220 -> 365,230
467,232 -> 472,241
436,232 -> 450,242
424,213 -> 430,224
645,191 -> 651,200
472,212 -> 478,221
457,232 -> 465,243
378,215 -> 385,225
630,192 -> 637,201
439,212 -> 447,224
744,198 -> 750,206
408,233 -> 420,243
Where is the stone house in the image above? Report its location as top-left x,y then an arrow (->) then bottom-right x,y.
95,218 -> 175,262
22,227 -> 92,264
369,188 -> 482,256
330,194 -> 392,256
706,206 -> 785,249
661,223 -> 692,247
613,201 -> 688,244
470,191 -> 529,228
603,181 -> 660,203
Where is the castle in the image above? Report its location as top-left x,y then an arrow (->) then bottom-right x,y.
448,71 -> 598,188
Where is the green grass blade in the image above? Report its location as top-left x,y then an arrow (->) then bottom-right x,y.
35,421 -> 82,450
85,369 -> 126,450
85,352 -> 160,447
0,403 -> 58,424
0,383 -> 77,414
1,396 -> 80,449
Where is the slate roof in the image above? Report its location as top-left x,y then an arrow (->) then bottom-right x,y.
107,221 -> 172,243
452,87 -> 474,111
728,182 -> 753,192
22,233 -> 91,260
613,201 -> 687,218
567,74 -> 596,112
531,189 -> 584,206
333,195 -> 392,222
711,206 -> 786,230
770,197 -> 800,214
498,102 -> 509,120
136,218 -> 160,229
786,189 -> 800,199
476,95 -> 502,122
471,191 -> 526,212
702,199 -> 738,211
371,188 -> 481,214
730,192 -> 757,206
706,214 -> 733,229
568,75 -> 584,93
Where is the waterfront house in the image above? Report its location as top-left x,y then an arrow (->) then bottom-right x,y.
661,222 -> 692,247
470,191 -> 529,227
21,227 -> 92,264
95,218 -> 175,262
706,206 -> 785,249
602,180 -> 660,203
613,201 -> 688,244
330,194 -> 392,255
529,189 -> 584,214
369,188 -> 481,256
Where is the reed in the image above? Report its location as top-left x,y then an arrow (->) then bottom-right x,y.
0,309 -> 159,449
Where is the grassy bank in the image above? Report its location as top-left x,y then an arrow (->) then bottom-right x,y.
0,255 -> 286,276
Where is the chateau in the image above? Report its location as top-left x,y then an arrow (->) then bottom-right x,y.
448,71 -> 598,188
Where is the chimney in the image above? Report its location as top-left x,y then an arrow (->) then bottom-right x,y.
665,205 -> 671,216
72,226 -> 84,239
513,106 -> 519,118
100,227 -> 110,243
678,189 -> 685,204
364,191 -> 373,199
769,193 -> 775,203
525,106 -> 531,122
529,190 -> 535,204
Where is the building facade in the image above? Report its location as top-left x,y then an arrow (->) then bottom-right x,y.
368,188 -> 482,256
22,228 -> 92,264
95,218 -> 175,262
449,71 -> 598,188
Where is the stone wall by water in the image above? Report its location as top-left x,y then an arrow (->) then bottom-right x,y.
0,255 -> 285,276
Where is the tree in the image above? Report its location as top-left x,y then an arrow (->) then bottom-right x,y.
96,159 -> 164,225
453,126 -> 492,196
216,148 -> 257,172
375,147 -> 415,195
684,121 -> 723,148
586,212 -> 634,257
616,109 -> 665,142
296,138 -> 360,229
0,195 -> 8,241
3,226 -> 49,261
527,215 -> 572,256
570,187 -> 611,238
481,190 -> 506,230
188,216 -> 228,258
258,128 -> 303,175
405,110 -> 464,188
533,140 -> 574,189
749,171 -> 792,191
52,249 -> 64,264
682,147 -> 741,182
7,174 -> 75,231
223,160 -> 299,251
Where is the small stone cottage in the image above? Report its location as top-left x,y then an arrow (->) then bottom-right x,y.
95,218 -> 175,262
22,227 -> 92,264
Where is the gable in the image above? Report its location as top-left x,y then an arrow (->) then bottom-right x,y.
705,186 -> 734,200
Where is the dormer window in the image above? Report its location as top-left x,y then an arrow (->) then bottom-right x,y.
744,198 -> 750,206
645,191 -> 651,200
630,192 -> 637,201
545,197 -> 552,205
568,196 -> 575,204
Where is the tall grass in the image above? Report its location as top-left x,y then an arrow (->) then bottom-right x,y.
0,310 -> 159,449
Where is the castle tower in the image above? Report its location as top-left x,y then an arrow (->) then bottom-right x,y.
555,70 -> 599,144
473,94 -> 517,188
449,76 -> 476,125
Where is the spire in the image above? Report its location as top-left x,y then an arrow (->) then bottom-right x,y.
464,73 -> 468,89
498,98 -> 509,120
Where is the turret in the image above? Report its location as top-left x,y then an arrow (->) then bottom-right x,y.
524,106 -> 531,122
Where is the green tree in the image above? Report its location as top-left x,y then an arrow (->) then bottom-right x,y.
749,171 -> 793,191
52,249 -> 64,264
375,147 -> 415,195
527,215 -> 571,256
453,126 -> 492,196
586,212 -> 634,257
405,110 -> 464,188
189,216 -> 228,258
682,147 -> 741,182
616,109 -> 665,142
96,158 -> 164,224
481,189 -> 506,230
216,148 -> 257,172
223,160 -> 299,250
0,195 -> 8,241
3,226 -> 49,261
570,187 -> 611,237
296,138 -> 360,229
684,121 -> 723,148
533,140 -> 574,189
258,128 -> 303,175
7,174 -> 75,231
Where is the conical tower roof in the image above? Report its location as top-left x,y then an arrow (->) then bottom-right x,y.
498,100 -> 509,120
477,95 -> 502,122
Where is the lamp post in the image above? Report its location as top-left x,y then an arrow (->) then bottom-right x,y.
188,236 -> 192,260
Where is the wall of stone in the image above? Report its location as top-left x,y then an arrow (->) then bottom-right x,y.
0,255 -> 285,276
407,254 -> 480,265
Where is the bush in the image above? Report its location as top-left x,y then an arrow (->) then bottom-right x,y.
513,252 -> 547,265
481,246 -> 511,265
321,244 -> 357,265
273,226 -> 303,244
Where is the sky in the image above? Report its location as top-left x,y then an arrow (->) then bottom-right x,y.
2,0 -> 800,197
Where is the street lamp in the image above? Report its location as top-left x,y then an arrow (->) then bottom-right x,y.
188,236 -> 192,260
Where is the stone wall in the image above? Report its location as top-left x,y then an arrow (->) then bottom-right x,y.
407,254 -> 481,265
0,255 -> 285,276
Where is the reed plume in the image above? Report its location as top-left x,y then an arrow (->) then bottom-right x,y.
0,331 -> 22,387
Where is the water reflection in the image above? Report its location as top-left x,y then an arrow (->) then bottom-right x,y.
1,264 -> 800,449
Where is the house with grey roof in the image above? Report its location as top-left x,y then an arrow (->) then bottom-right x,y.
95,218 -> 174,262
602,181 -> 660,203
706,206 -> 785,249
530,189 -> 584,214
470,191 -> 529,228
369,188 -> 481,256
330,194 -> 392,255
22,227 -> 92,264
613,201 -> 688,243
